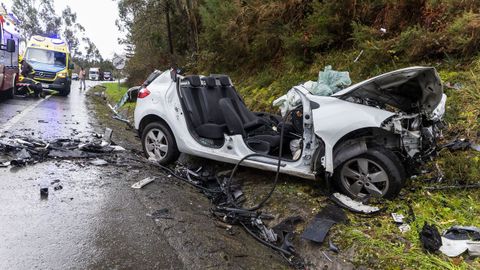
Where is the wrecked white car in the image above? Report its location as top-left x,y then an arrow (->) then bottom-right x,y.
134,67 -> 446,199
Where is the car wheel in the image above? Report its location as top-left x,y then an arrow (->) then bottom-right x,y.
59,85 -> 71,96
142,122 -> 179,165
5,84 -> 15,99
333,146 -> 405,199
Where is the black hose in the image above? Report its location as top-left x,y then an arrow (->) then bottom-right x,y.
225,110 -> 289,211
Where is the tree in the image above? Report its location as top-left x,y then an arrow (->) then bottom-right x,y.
12,0 -> 40,41
12,0 -> 104,67
116,0 -> 201,83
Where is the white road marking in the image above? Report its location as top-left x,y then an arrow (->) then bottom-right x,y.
0,95 -> 52,133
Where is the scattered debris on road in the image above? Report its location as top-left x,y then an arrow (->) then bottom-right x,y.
147,208 -> 172,220
0,128 -> 124,168
148,161 -> 306,268
131,177 -> 155,189
439,226 -> 480,257
301,204 -> 347,243
329,192 -> 381,214
89,158 -> 109,166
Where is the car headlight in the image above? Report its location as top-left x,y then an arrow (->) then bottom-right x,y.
58,71 -> 68,78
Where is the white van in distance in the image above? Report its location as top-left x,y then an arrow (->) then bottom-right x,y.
89,67 -> 100,80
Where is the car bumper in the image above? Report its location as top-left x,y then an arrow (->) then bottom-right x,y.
37,77 -> 70,91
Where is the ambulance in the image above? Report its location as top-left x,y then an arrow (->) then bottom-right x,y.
23,35 -> 74,96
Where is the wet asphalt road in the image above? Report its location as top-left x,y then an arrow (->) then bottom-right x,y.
0,81 -> 183,269
0,81 -> 285,270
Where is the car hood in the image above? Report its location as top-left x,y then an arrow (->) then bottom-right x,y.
333,67 -> 443,115
30,62 -> 65,73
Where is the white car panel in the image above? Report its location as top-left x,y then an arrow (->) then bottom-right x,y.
134,68 -> 445,182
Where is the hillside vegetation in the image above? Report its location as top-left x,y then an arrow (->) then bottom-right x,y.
117,1 -> 480,269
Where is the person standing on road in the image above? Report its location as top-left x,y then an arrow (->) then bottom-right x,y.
79,67 -> 86,90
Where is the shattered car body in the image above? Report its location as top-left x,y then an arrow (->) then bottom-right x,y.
134,67 -> 446,199
312,66 -> 445,172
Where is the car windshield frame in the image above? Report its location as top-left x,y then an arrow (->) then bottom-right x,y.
25,48 -> 67,67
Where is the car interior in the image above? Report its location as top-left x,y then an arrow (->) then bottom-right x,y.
178,74 -> 304,159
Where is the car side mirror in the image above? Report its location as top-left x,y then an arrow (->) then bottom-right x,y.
69,63 -> 74,69
6,39 -> 15,53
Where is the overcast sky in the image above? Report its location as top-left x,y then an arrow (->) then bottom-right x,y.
3,0 -> 125,59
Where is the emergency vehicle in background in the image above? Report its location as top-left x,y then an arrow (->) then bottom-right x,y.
0,7 -> 20,99
23,35 -> 74,96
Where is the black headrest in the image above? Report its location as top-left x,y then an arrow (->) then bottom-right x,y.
185,75 -> 201,87
202,76 -> 217,88
217,76 -> 231,87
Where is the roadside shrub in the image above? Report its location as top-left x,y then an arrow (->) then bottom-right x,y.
445,12 -> 480,56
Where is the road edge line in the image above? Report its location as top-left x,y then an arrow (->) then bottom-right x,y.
0,95 -> 52,133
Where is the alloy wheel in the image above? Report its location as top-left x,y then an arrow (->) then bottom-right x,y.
144,128 -> 169,161
340,158 -> 389,198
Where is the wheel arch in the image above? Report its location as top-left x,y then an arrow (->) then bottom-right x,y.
331,127 -> 401,170
138,114 -> 173,137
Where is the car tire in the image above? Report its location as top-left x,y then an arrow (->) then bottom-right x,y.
142,122 -> 180,165
59,85 -> 71,96
333,146 -> 405,199
0,76 -> 14,99
3,87 -> 13,99
5,83 -> 15,99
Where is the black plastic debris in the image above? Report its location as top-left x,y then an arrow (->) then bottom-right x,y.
442,139 -> 474,152
40,179 -> 49,199
48,149 -> 95,159
301,204 -> 347,243
40,187 -> 48,198
419,223 -> 442,252
148,208 -> 172,220
50,179 -> 63,191
273,216 -> 303,235
328,239 -> 340,253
